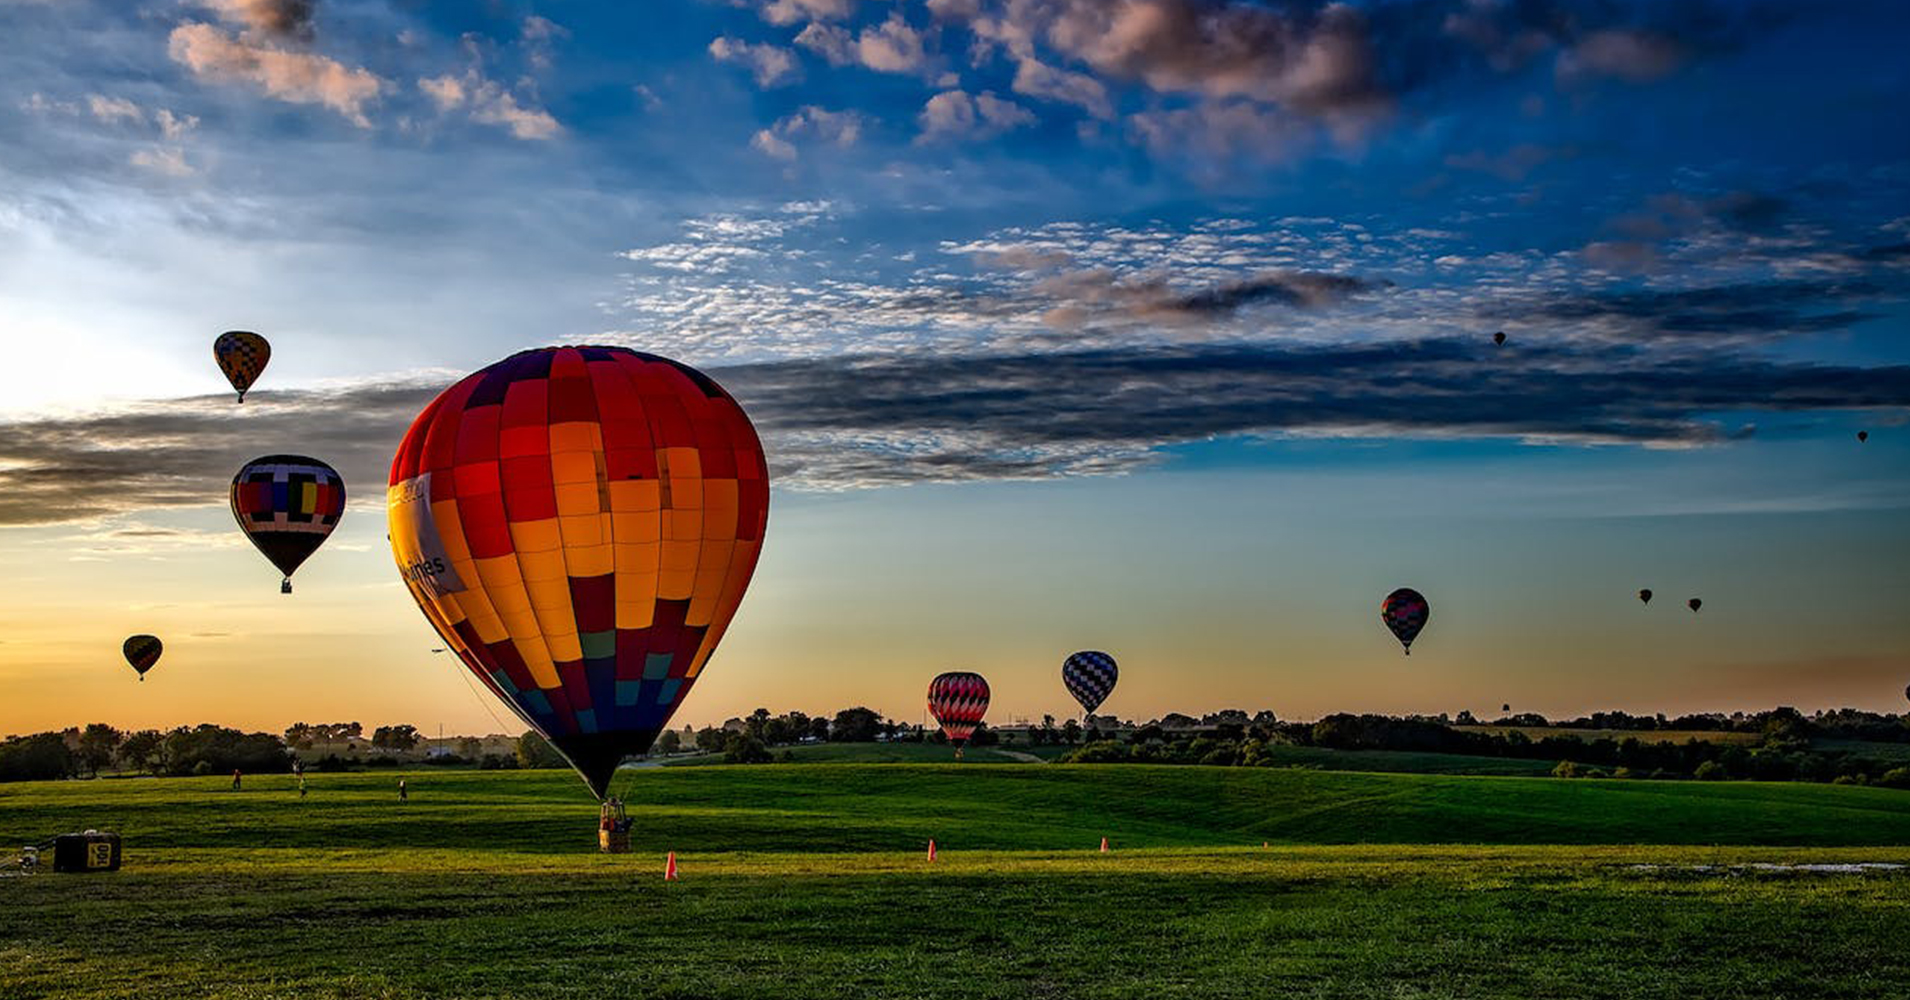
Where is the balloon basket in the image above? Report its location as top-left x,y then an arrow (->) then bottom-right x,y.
598,797 -> 632,854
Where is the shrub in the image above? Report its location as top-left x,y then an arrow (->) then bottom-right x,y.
1876,767 -> 1910,790
1552,761 -> 1580,778
1694,761 -> 1727,781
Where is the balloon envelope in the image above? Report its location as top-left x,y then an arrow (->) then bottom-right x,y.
1858,431 -> 1868,442
231,455 -> 345,592
1062,651 -> 1118,715
214,331 -> 270,402
1381,587 -> 1429,654
1688,597 -> 1703,613
1638,588 -> 1653,604
928,672 -> 990,745
1492,331 -> 1506,345
123,635 -> 162,680
387,346 -> 769,798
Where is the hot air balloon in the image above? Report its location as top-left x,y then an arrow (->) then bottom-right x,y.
1492,331 -> 1506,346
387,347 -> 768,799
1062,651 -> 1118,716
1638,588 -> 1653,605
1501,703 -> 1510,713
214,331 -> 271,403
1858,431 -> 1868,443
231,455 -> 346,593
123,635 -> 162,682
928,671 -> 990,759
1381,587 -> 1429,655
1687,597 -> 1703,613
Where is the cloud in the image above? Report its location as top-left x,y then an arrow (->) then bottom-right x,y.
1502,279 -> 1881,340
4,342 -> 1903,513
418,69 -> 561,140
129,147 -> 195,177
918,89 -> 1034,141
1126,100 -> 1311,165
0,382 -> 435,526
793,22 -> 854,66
520,15 -> 568,70
200,0 -> 316,41
1010,56 -> 1112,118
1556,29 -> 1686,83
709,36 -> 800,87
1444,143 -> 1574,182
86,95 -> 144,126
751,105 -> 865,158
855,11 -> 930,73
758,0 -> 851,26
168,22 -> 382,126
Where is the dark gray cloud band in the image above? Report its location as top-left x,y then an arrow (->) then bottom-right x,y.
2,340 -> 1904,523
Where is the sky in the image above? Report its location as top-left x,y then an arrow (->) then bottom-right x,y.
1,0 -> 1907,738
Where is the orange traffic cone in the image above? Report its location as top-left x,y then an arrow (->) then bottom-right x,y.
1099,836 -> 1109,853
927,839 -> 937,862
664,852 -> 679,881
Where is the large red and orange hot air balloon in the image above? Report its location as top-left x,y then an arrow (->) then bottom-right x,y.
928,671 -> 990,759
388,347 -> 768,798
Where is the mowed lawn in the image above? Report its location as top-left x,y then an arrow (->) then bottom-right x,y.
5,767 -> 1909,999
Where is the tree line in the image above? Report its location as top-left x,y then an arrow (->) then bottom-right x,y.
6,705 -> 1907,785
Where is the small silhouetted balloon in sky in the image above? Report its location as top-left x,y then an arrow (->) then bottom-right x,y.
1381,588 -> 1429,655
213,331 -> 270,402
1858,430 -> 1868,442
123,635 -> 162,681
1492,331 -> 1506,346
1638,588 -> 1653,605
1688,597 -> 1703,613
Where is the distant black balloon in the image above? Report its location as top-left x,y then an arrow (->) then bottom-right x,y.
1687,597 -> 1703,613
1857,431 -> 1868,443
1638,588 -> 1653,605
1492,331 -> 1506,346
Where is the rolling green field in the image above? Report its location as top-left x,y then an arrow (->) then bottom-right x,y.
6,767 -> 1909,999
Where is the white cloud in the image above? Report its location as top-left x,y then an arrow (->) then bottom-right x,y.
709,36 -> 800,87
169,22 -> 383,127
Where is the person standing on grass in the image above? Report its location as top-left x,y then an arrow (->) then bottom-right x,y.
398,778 -> 408,802
231,769 -> 242,791
298,776 -> 307,798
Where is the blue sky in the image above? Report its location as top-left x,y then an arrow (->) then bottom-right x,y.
1,0 -> 1906,734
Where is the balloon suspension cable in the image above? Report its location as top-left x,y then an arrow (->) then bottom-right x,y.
438,649 -> 522,747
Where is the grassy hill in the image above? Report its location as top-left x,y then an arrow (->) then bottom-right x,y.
4,768 -> 1907,1000
7,764 -> 1908,855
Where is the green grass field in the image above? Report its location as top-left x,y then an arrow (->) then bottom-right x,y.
6,767 -> 1909,999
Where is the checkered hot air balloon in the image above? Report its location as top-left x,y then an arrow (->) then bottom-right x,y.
387,347 -> 769,799
122,635 -> 162,682
1381,587 -> 1429,655
928,671 -> 990,758
213,331 -> 270,402
231,455 -> 346,594
1062,651 -> 1118,715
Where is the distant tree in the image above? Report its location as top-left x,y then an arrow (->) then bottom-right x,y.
118,730 -> 164,775
283,723 -> 315,749
809,716 -> 832,742
723,733 -> 773,764
831,707 -> 882,743
1455,710 -> 1478,726
515,730 -> 567,769
76,723 -> 124,778
1058,741 -> 1129,763
1694,760 -> 1727,781
695,726 -> 727,754
656,729 -> 683,755
1061,719 -> 1082,744
457,737 -> 484,758
747,708 -> 771,740
0,733 -> 78,782
372,725 -> 421,752
1876,767 -> 1910,790
160,725 -> 292,776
